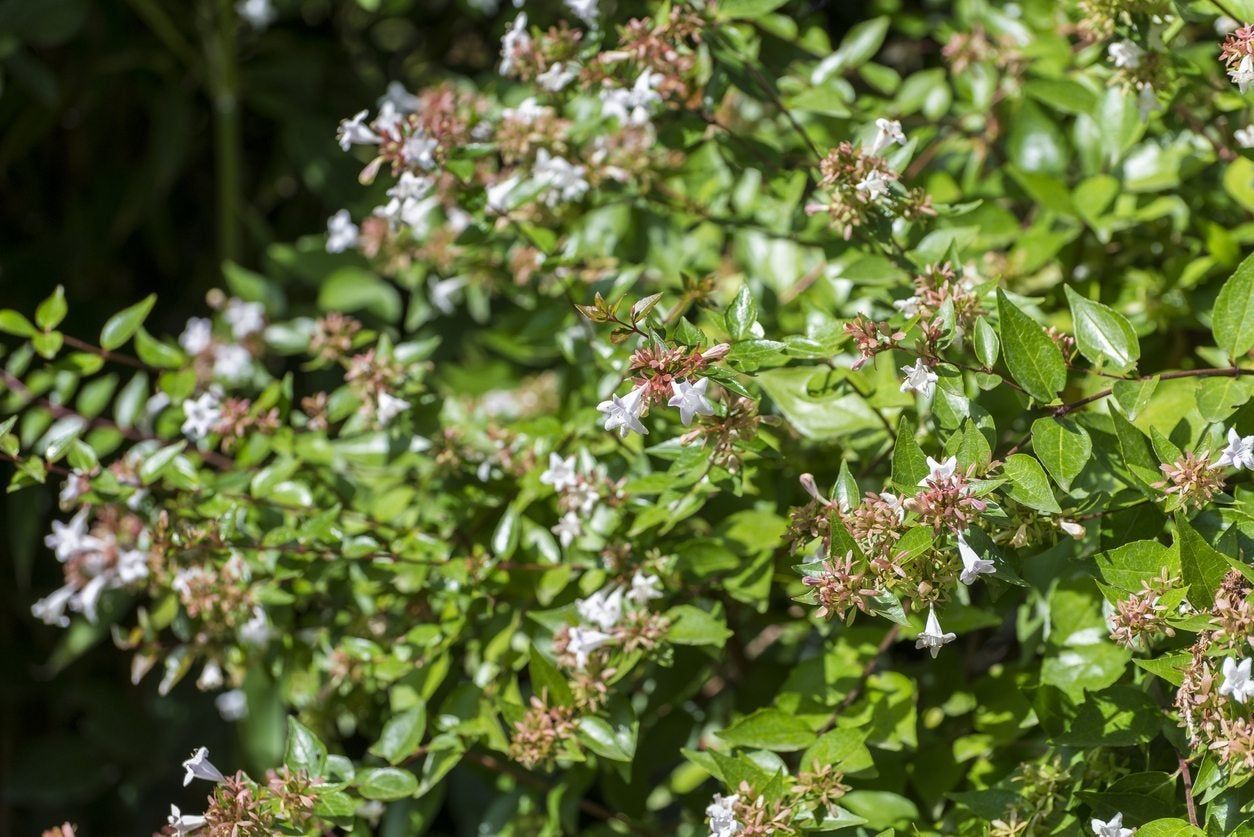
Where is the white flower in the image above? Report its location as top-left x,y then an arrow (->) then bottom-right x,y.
239,606 -> 273,647
197,660 -> 224,691
1215,427 -> 1254,470
893,296 -> 920,317
179,317 -> 213,355
429,276 -> 465,315
1232,54 -> 1254,93
1059,519 -> 1086,539
499,13 -> 531,77
376,392 -> 410,425
879,492 -> 906,522
1219,16 -> 1240,36
401,133 -> 438,170
71,573 -> 109,623
867,117 -> 906,156
597,386 -> 648,437
538,62 -> 576,92
486,174 -> 521,215
577,587 -> 624,631
212,343 -> 252,381
379,80 -> 422,114
168,804 -> 207,836
224,298 -> 265,339
45,509 -> 102,562
599,70 -> 662,126
1238,126 -> 1254,148
389,171 -> 434,202
667,378 -> 715,426
627,571 -> 663,606
566,626 -> 613,669
503,97 -> 550,125
534,149 -> 589,205
1221,657 -> 1254,704
919,456 -> 958,486
1107,39 -> 1143,70
116,548 -> 150,584
899,359 -> 938,397
181,391 -> 222,440
855,170 -> 890,202
326,210 -> 360,253
565,0 -> 599,26
336,110 -> 380,152
915,606 -> 957,659
540,452 -> 579,492
31,583 -> 76,627
1091,812 -> 1135,837
705,792 -> 742,837
552,512 -> 582,548
235,0 -> 276,29
181,747 -> 226,786
215,689 -> 249,721
957,532 -> 995,585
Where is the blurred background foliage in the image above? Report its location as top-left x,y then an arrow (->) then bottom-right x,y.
0,0 -> 871,831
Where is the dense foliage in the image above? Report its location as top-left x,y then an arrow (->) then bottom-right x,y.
10,0 -> 1254,834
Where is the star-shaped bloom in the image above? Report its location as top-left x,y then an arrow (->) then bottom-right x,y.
856,170 -> 890,202
598,387 -> 647,437
552,512 -> 581,549
627,571 -> 663,606
577,587 -> 624,631
565,0 -> 599,26
1107,39 -> 1143,70
378,80 -> 421,114
1238,126 -> 1254,149
893,295 -> 921,317
919,456 -> 958,487
668,378 -> 715,426
705,792 -> 742,837
336,109 -> 379,152
540,452 -> 579,492
181,391 -> 222,440
1215,427 -> 1254,470
179,317 -> 213,355
1091,812 -> 1135,837
915,606 -> 957,659
537,62 -> 576,92
879,492 -> 906,522
1231,53 -> 1254,93
957,532 -> 995,585
899,360 -> 938,397
1221,657 -> 1254,704
45,509 -> 103,562
376,392 -> 410,425
867,117 -> 906,156
326,210 -> 360,253
168,804 -> 207,836
181,747 -> 226,786
566,626 -> 613,670
499,14 -> 532,77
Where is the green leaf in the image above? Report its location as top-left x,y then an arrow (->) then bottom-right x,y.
285,717 -> 328,776
1064,286 -> 1139,372
973,317 -> 999,368
1002,454 -> 1061,513
138,441 -> 187,484
577,715 -> 636,762
725,284 -> 758,341
666,605 -> 733,646
716,0 -> 788,19
718,708 -> 814,751
996,290 -> 1066,403
100,294 -> 156,350
369,706 -> 427,765
0,309 -> 37,338
1031,417 -> 1091,492
891,418 -> 929,490
134,328 -> 184,369
35,286 -> 67,330
811,17 -> 889,83
355,766 -> 419,800
1134,820 -> 1205,837
1177,513 -> 1228,609
1213,252 -> 1254,359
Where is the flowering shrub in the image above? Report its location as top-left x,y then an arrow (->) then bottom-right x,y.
12,0 -> 1254,834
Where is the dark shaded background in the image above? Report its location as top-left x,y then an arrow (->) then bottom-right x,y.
0,0 -> 867,832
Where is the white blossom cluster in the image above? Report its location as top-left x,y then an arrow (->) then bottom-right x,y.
595,378 -> 714,438
566,572 -> 663,670
32,509 -> 150,627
